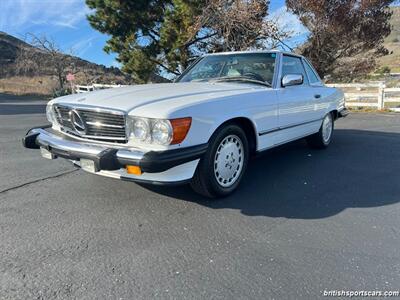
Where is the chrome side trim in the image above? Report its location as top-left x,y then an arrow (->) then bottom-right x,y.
258,118 -> 323,136
257,131 -> 318,153
258,127 -> 280,135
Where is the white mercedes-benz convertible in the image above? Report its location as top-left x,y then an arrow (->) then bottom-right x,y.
23,51 -> 348,198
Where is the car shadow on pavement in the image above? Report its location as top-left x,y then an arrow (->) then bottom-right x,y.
140,129 -> 400,219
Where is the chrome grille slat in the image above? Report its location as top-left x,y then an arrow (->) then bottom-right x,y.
54,104 -> 127,143
82,113 -> 125,119
86,129 -> 125,135
85,122 -> 124,128
80,114 -> 124,124
86,129 -> 125,136
81,116 -> 125,123
86,124 -> 125,130
83,119 -> 125,126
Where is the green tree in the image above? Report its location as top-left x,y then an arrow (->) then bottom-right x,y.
86,0 -> 210,82
86,0 -> 288,82
86,0 -> 178,83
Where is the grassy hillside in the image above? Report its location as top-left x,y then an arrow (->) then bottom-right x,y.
0,32 -> 169,95
378,7 -> 400,72
0,31 -> 129,95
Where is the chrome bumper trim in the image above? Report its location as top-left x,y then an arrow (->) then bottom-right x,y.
30,128 -> 144,160
116,149 -> 145,161
23,127 -> 206,173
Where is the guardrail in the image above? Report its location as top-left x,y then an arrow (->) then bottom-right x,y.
326,82 -> 400,111
75,84 -> 126,93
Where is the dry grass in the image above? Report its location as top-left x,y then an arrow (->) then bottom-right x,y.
378,7 -> 400,72
0,76 -> 58,96
378,42 -> 400,73
347,107 -> 393,113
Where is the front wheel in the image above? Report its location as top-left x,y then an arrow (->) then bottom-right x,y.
306,113 -> 334,149
190,124 -> 249,198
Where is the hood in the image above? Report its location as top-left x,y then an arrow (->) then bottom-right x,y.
53,82 -> 266,112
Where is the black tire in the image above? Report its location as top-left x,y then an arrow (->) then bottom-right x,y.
306,113 -> 334,149
190,124 -> 249,198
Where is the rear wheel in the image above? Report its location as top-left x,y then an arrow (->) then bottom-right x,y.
190,124 -> 249,198
306,113 -> 334,149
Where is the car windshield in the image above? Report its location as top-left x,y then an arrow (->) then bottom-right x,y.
177,53 -> 276,87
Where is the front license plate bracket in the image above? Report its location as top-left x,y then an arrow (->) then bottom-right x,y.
80,159 -> 97,173
40,147 -> 56,160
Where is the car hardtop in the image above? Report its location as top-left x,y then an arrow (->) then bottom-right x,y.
204,50 -> 303,59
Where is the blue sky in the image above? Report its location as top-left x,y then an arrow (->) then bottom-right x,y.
0,0 -> 310,67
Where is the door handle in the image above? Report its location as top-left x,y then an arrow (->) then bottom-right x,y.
314,94 -> 321,99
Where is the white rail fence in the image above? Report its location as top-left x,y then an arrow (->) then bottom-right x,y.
326,82 -> 400,111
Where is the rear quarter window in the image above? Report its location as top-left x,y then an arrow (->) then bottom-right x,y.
303,60 -> 321,85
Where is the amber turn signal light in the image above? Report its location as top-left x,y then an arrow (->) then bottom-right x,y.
170,117 -> 192,144
126,165 -> 142,175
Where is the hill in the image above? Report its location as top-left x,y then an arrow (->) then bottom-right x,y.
0,32 -> 168,95
0,31 -> 126,82
378,6 -> 400,72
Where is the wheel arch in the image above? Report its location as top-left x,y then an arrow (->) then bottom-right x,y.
330,109 -> 339,120
209,117 -> 258,155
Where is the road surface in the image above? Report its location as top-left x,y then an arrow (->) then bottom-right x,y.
1,93 -> 399,299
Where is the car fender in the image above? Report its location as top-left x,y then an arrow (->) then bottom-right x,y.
166,92 -> 269,149
322,87 -> 345,118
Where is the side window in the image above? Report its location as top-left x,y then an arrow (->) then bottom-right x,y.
281,55 -> 308,85
303,60 -> 321,84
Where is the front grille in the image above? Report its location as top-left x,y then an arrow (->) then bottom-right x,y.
54,104 -> 127,143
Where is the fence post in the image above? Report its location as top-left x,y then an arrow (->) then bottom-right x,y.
378,83 -> 385,110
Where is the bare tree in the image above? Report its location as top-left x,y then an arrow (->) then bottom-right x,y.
14,45 -> 40,77
18,33 -> 73,91
287,0 -> 395,78
190,0 -> 293,52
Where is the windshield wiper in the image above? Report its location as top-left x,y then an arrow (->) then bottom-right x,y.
211,76 -> 271,87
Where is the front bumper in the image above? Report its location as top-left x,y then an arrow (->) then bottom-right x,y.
23,126 -> 207,181
338,107 -> 349,118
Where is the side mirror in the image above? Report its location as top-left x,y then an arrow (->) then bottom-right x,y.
282,74 -> 303,87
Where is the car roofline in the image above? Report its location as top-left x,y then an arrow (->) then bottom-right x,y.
203,50 -> 303,58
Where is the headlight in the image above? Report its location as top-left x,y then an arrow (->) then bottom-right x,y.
46,103 -> 57,124
129,118 -> 151,142
152,120 -> 172,145
127,117 -> 191,145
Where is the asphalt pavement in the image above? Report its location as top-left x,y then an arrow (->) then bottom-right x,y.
0,93 -> 399,299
